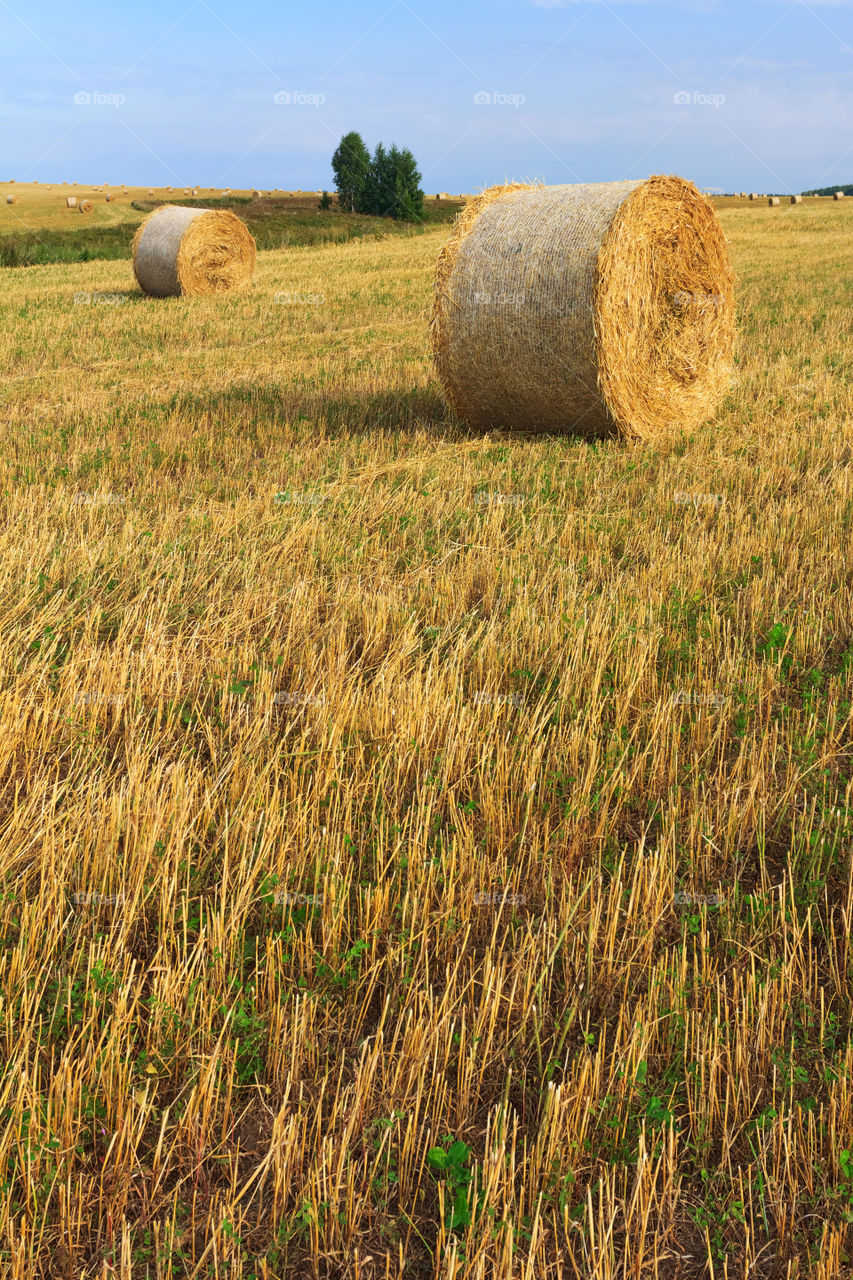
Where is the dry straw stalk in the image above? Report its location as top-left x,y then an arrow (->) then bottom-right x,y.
430,176 -> 735,442
131,204 -> 256,298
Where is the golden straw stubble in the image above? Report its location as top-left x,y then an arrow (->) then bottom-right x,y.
131,205 -> 256,298
430,176 -> 735,442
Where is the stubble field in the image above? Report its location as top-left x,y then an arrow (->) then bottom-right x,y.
1,195 -> 852,1278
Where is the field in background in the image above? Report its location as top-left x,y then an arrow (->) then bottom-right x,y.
1,200 -> 853,1278
0,184 -> 463,267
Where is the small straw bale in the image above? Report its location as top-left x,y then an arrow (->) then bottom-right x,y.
5,194 -> 16,204
768,196 -> 781,206
791,195 -> 803,204
252,189 -> 262,198
131,203 -> 256,297
148,189 -> 155,196
105,193 -> 114,202
834,191 -> 845,200
431,176 -> 734,442
78,200 -> 94,213
748,193 -> 758,201
66,196 -> 78,208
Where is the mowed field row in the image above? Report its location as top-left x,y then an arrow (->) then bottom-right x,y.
0,203 -> 852,1277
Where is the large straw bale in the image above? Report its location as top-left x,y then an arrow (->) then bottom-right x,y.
131,204 -> 256,297
430,176 -> 734,441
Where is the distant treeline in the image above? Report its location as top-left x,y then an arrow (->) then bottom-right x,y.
802,184 -> 853,197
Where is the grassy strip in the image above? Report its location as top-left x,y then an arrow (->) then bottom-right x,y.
0,197 -> 463,268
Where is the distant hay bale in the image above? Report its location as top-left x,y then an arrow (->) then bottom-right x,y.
148,189 -> 154,196
834,191 -> 845,201
5,194 -> 16,204
192,188 -> 200,196
439,192 -> 451,200
431,176 -> 734,442
768,197 -> 781,206
78,200 -> 94,214
131,204 -> 256,298
748,193 -> 758,201
791,195 -> 803,204
105,193 -> 114,202
65,196 -> 77,208
252,189 -> 262,198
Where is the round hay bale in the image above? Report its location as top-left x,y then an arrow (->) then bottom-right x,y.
131,203 -> 256,298
66,195 -> 78,208
105,193 -> 114,202
5,194 -> 16,204
791,195 -> 803,205
252,189 -> 262,199
78,199 -> 94,214
148,189 -> 155,196
834,191 -> 845,201
768,196 -> 781,206
431,176 -> 734,442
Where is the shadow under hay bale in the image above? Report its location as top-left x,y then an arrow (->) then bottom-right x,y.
430,176 -> 735,442
131,204 -> 256,298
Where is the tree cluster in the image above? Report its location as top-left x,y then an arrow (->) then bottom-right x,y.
331,132 -> 424,221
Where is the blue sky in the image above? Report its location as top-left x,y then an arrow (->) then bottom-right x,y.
2,0 -> 852,193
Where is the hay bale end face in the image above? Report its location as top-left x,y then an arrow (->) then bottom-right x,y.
431,176 -> 735,443
768,196 -> 781,206
78,199 -> 94,214
132,204 -> 256,298
65,196 -> 77,208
